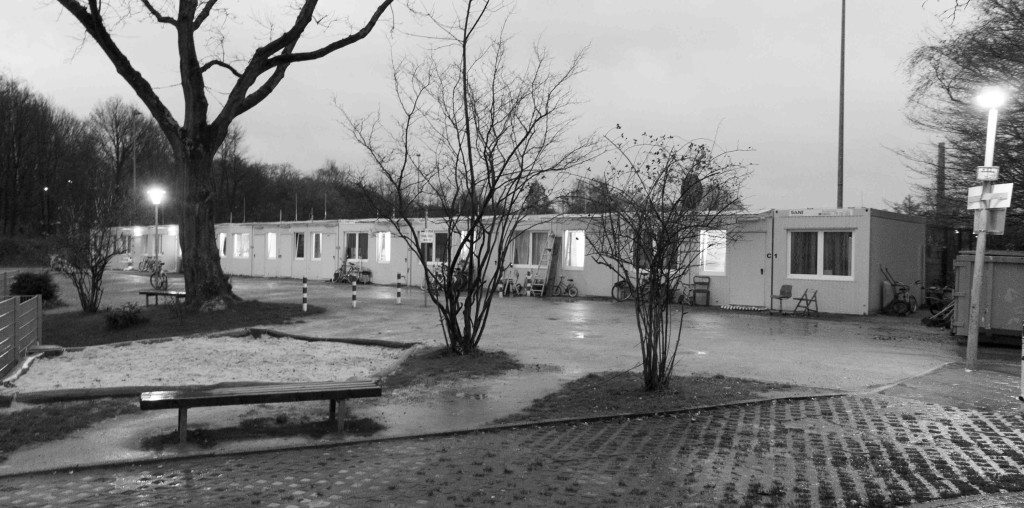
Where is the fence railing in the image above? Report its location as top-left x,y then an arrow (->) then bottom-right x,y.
0,295 -> 42,378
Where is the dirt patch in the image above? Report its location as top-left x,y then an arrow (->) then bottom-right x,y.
383,346 -> 524,390
495,371 -> 833,424
42,301 -> 323,348
0,399 -> 139,462
141,413 -> 386,451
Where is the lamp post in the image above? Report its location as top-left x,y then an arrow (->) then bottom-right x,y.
147,187 -> 166,262
966,87 -> 1007,370
42,186 -> 49,234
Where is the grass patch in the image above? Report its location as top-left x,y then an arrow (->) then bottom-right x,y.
383,346 -> 524,390
495,372 -> 821,424
43,301 -> 324,348
0,398 -> 139,462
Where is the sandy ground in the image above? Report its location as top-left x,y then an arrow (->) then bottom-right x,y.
9,335 -> 406,392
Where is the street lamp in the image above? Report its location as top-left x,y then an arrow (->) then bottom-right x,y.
965,87 -> 1007,370
42,186 -> 49,234
147,187 -> 166,261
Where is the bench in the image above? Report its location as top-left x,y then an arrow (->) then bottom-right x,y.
139,290 -> 186,306
140,380 -> 382,443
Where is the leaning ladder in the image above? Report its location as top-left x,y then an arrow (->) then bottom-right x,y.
529,233 -> 556,296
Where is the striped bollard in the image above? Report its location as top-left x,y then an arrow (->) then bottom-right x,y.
351,278 -> 357,308
302,277 -> 308,313
396,273 -> 402,305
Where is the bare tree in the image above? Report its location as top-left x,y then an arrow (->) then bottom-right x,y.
347,0 -> 595,354
903,0 -> 1024,248
587,131 -> 749,391
54,0 -> 396,304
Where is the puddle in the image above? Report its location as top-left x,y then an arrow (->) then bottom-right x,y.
356,368 -> 566,436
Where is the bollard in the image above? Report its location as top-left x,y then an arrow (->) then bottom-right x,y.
302,277 -> 308,313
397,273 -> 402,305
351,278 -> 357,309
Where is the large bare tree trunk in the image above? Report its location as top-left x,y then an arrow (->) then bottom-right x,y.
177,141 -> 233,302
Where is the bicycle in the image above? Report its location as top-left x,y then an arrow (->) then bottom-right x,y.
332,262 -> 372,284
138,255 -> 160,273
611,276 -> 677,304
880,266 -> 918,316
924,284 -> 953,315
551,275 -> 579,298
149,260 -> 168,290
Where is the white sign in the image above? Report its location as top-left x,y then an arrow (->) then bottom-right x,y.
418,231 -> 435,244
977,166 -> 1000,181
974,209 -> 1007,235
967,183 -> 1014,210
786,208 -> 855,217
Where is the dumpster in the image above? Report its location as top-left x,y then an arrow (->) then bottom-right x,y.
953,250 -> 1024,338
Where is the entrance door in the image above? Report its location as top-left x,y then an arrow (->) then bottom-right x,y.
727,232 -> 767,307
253,234 -> 267,277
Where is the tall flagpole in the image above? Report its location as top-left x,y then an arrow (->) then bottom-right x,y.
837,0 -> 846,208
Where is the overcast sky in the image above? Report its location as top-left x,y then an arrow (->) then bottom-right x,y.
1,1 -> 951,212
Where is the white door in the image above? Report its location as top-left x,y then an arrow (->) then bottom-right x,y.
727,232 -> 768,307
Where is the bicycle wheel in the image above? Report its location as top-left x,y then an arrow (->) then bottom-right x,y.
908,296 -> 918,314
611,282 -> 630,302
567,286 -> 579,298
150,271 -> 167,290
552,285 -> 563,297
891,300 -> 910,317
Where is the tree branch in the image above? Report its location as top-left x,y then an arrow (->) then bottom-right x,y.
140,0 -> 176,24
200,59 -> 243,78
194,0 -> 219,29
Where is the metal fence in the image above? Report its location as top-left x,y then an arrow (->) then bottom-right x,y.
0,295 -> 42,378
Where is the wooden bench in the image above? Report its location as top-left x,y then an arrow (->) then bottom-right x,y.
140,380 -> 382,443
139,290 -> 186,306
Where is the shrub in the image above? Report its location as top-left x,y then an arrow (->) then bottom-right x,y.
105,303 -> 149,330
9,272 -> 59,302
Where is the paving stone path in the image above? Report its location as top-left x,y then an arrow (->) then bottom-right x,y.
4,391 -> 1024,507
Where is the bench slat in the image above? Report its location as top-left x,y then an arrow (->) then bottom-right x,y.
140,380 -> 381,410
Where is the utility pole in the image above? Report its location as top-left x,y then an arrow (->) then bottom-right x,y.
837,0 -> 846,208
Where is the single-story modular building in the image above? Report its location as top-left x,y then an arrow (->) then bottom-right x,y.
207,207 -> 925,315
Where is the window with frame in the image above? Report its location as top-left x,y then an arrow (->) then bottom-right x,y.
294,232 -> 305,259
512,231 -> 548,266
346,232 -> 369,260
563,230 -> 585,269
267,233 -> 278,259
700,230 -> 726,274
313,233 -> 323,260
421,232 -> 450,264
233,233 -> 250,258
376,232 -> 391,263
789,230 -> 852,278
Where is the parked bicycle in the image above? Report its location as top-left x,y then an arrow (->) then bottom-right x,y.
880,266 -> 918,316
551,275 -> 579,298
332,262 -> 372,284
149,260 -> 168,290
924,283 -> 954,315
611,277 -> 674,303
138,255 -> 160,273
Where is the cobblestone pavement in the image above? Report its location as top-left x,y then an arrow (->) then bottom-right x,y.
5,389 -> 1024,507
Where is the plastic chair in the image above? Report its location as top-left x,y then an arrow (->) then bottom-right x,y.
794,289 -> 818,316
771,284 -> 793,314
692,276 -> 711,306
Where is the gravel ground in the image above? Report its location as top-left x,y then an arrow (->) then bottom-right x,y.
8,335 -> 404,392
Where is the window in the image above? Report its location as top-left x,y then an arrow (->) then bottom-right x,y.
294,232 -> 305,259
513,231 -> 548,266
346,232 -> 369,260
218,233 -> 227,258
376,232 -> 391,263
563,230 -> 585,269
233,233 -> 250,258
789,230 -> 853,279
700,230 -> 726,274
267,233 -> 278,259
420,232 -> 450,263
313,233 -> 323,260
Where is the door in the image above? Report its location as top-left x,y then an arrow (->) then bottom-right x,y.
727,232 -> 768,307
253,234 -> 267,277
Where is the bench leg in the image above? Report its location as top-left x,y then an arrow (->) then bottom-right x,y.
329,400 -> 347,433
178,407 -> 188,444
